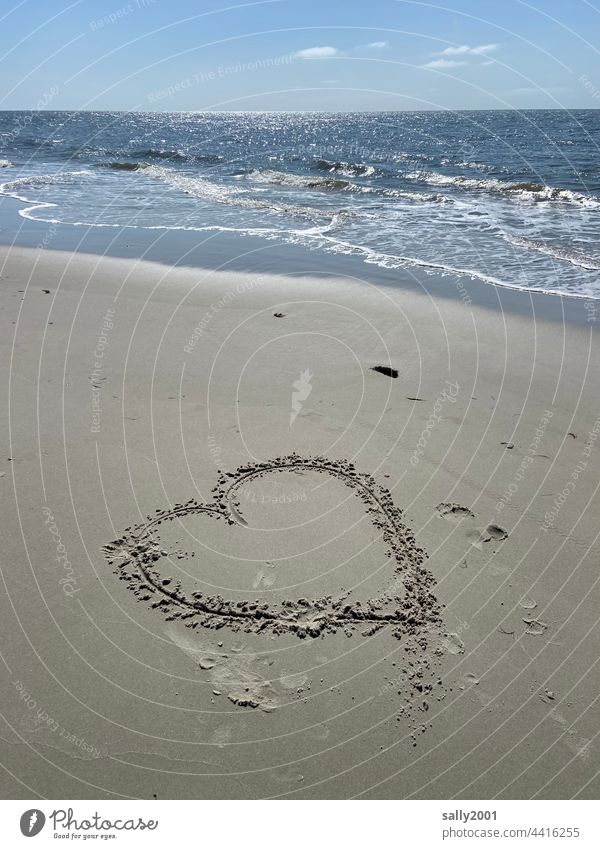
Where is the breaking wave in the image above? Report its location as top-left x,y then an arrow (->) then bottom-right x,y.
142,164 -> 334,219
128,148 -> 223,164
0,170 -> 91,196
315,158 -> 376,177
247,168 -> 351,191
440,158 -> 496,172
405,170 -> 599,205
246,168 -> 449,202
96,161 -> 150,171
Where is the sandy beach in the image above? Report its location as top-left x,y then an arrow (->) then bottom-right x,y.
1,244 -> 598,800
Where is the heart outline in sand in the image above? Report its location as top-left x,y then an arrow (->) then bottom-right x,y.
103,454 -> 442,642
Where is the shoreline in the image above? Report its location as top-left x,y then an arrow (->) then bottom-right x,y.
0,199 -> 597,327
1,244 -> 598,799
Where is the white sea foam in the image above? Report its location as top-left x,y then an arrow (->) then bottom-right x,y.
440,158 -> 496,172
142,164 -> 333,220
502,233 -> 600,271
246,168 -> 351,190
315,158 -> 376,177
1,161 -> 597,300
0,170 -> 91,197
247,168 -> 449,203
285,231 -> 597,299
405,170 -> 599,205
0,170 -> 94,221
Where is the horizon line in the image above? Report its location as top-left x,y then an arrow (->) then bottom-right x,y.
1,107 -> 598,114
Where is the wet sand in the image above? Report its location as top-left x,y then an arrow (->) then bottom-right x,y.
0,246 -> 598,799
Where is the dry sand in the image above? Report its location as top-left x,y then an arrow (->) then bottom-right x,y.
0,245 -> 598,799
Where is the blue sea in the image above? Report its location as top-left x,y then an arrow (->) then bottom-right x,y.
1,110 -> 599,298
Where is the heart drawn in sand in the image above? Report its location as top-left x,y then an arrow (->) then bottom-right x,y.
103,455 -> 443,643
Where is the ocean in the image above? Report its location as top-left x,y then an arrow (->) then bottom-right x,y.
1,109 -> 599,298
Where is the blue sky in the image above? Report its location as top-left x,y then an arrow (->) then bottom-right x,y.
0,0 -> 598,110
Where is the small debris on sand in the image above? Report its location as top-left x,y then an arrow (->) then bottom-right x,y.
371,365 -> 398,379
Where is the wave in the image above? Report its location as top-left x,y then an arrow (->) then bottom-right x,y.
0,164 -> 342,224
129,148 -> 188,161
142,164 -> 334,219
502,233 -> 600,271
2,163 -> 595,300
247,167 -> 450,202
0,159 -> 14,168
315,158 -> 375,177
440,158 -> 495,172
143,164 -> 245,201
247,168 -> 350,191
0,169 -> 93,223
288,231 -> 596,299
94,150 -> 224,170
129,148 -> 223,164
0,170 -> 91,195
393,152 -> 435,164
405,170 -> 600,205
96,161 -> 149,171
356,185 -> 451,202
15,141 -> 223,166
380,187 -> 450,203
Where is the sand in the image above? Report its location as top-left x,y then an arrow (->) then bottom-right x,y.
0,245 -> 598,799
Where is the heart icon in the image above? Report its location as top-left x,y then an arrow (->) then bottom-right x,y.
104,455 -> 443,643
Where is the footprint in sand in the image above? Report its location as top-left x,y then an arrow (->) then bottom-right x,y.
310,723 -> 331,741
522,617 -> 548,636
441,632 -> 465,654
539,687 -> 556,704
549,708 -> 591,762
436,502 -> 475,521
166,625 -> 281,711
467,524 -> 508,549
460,672 -> 494,709
210,725 -> 235,748
211,656 -> 280,712
252,569 -> 276,590
280,672 -> 309,691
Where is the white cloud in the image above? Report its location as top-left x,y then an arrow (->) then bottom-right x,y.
294,46 -> 339,59
481,60 -> 495,66
422,42 -> 499,69
364,41 -> 389,49
422,59 -> 468,69
438,43 -> 499,57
